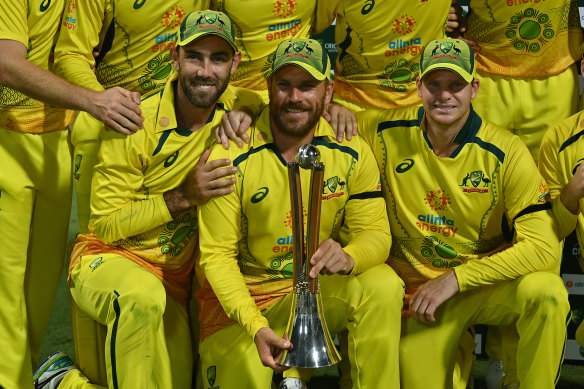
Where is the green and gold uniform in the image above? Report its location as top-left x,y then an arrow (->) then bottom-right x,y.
210,0 -> 315,102
539,111 -> 584,348
0,1 -> 76,388
465,0 -> 583,161
357,105 -> 568,389
314,0 -> 451,111
62,75 -> 263,389
196,108 -> 404,388
54,0 -> 209,233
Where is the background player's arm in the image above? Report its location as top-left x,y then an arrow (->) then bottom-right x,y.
0,39 -> 143,135
313,0 -> 339,35
539,123 -> 579,240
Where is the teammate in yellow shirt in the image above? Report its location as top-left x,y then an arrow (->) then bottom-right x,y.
313,0 -> 452,111
197,37 -> 404,388
357,38 -> 568,389
538,105 -> 584,354
34,10 -> 263,389
0,1 -> 141,388
451,0 -> 582,162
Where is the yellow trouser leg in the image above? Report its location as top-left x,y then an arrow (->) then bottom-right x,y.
70,112 -> 103,234
400,272 -> 569,389
69,253 -> 192,389
200,263 -> 404,389
0,129 -> 71,389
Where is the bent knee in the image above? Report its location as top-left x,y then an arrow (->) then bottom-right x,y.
355,263 -> 405,302
516,272 -> 569,316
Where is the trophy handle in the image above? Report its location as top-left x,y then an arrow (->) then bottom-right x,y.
287,162 -> 305,286
306,163 -> 324,293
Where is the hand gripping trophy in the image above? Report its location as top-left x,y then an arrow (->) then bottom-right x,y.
279,144 -> 342,368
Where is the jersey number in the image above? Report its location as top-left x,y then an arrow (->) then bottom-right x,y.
133,0 -> 146,9
40,0 -> 51,12
361,0 -> 375,15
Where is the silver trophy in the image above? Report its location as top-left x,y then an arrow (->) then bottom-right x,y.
279,144 -> 341,368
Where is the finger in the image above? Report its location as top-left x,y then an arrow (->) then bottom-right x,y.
322,105 -> 331,122
108,115 -> 140,135
196,149 -> 212,168
351,115 -> 358,136
201,158 -> 233,172
105,119 -> 132,136
237,115 -> 252,144
337,114 -> 347,142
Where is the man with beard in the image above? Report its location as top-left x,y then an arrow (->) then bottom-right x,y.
195,37 -> 404,388
36,10 -> 263,389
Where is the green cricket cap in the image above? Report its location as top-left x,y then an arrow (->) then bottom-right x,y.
177,10 -> 237,52
420,38 -> 475,83
269,38 -> 331,81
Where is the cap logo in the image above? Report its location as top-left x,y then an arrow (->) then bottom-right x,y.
440,42 -> 453,54
204,13 -> 217,24
293,41 -> 306,52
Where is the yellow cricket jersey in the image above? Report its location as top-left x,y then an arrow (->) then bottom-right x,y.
211,0 -> 315,92
539,111 -> 584,271
197,108 -> 391,340
314,0 -> 450,110
68,73 -> 264,305
0,0 -> 76,134
357,105 -> 559,296
54,0 -> 208,93
465,0 -> 583,78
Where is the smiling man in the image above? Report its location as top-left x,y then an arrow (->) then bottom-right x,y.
356,38 -> 569,389
34,10 -> 263,389
196,37 -> 404,388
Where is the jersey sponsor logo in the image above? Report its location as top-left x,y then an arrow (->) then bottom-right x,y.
275,209 -> 307,253
506,8 -> 554,53
421,236 -> 462,268
361,0 -> 375,15
207,365 -> 218,388
507,0 -> 546,7
385,38 -> 423,57
151,5 -> 186,52
424,189 -> 451,211
460,171 -> 490,194
416,214 -> 458,237
89,257 -> 104,272
157,213 -> 197,256
251,187 -> 269,203
322,176 -> 346,200
267,19 -> 303,42
395,158 -> 415,173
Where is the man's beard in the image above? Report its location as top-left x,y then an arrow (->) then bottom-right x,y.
269,95 -> 324,139
179,73 -> 229,108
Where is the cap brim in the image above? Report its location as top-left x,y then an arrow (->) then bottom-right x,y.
270,61 -> 328,81
421,63 -> 474,83
178,32 -> 237,52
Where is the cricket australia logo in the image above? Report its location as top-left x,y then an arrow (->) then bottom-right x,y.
204,13 -> 217,24
322,176 -> 346,200
460,171 -> 490,194
293,41 -> 306,53
440,41 -> 453,54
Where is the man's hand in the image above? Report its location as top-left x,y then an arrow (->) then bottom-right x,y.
309,238 -> 355,278
445,1 -> 481,52
215,109 -> 254,149
409,270 -> 460,324
163,149 -> 237,216
253,327 -> 292,373
323,103 -> 358,142
561,161 -> 584,214
89,87 -> 144,135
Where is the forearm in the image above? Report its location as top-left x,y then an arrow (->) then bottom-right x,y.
553,194 -> 578,240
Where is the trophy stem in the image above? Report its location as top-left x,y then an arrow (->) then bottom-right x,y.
306,163 -> 324,294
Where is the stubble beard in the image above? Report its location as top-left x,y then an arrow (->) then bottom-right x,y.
270,96 -> 325,139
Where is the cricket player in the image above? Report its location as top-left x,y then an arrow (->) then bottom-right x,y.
451,0 -> 583,163
33,10 -> 263,389
0,1 -> 141,388
210,0 -> 315,102
538,103 -> 584,353
356,38 -> 568,389
313,0 -> 453,111
196,37 -> 404,388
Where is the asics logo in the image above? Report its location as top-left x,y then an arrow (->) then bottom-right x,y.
251,187 -> 269,203
396,158 -> 414,173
